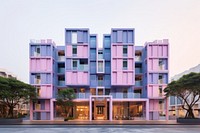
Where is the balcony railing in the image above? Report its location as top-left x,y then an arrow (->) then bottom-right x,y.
135,81 -> 142,87
98,54 -> 103,59
98,67 -> 104,72
134,93 -> 141,98
76,93 -> 86,99
158,79 -> 163,84
57,56 -> 65,62
33,52 -> 40,57
58,68 -> 65,73
75,93 -> 91,99
73,65 -> 88,71
135,68 -> 142,73
58,81 -> 65,86
135,56 -> 142,61
98,81 -> 103,86
34,79 -> 41,84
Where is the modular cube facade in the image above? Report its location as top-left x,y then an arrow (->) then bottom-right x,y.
29,28 -> 169,120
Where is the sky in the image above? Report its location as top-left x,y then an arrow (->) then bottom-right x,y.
0,0 -> 200,83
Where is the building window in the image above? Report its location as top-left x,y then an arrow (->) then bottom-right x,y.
72,32 -> 77,44
98,61 -> 103,72
159,86 -> 162,96
36,87 -> 41,97
159,59 -> 164,70
158,74 -> 163,84
72,60 -> 78,70
98,76 -> 103,86
36,74 -> 41,84
123,59 -> 128,70
123,46 -> 127,57
35,46 -> 40,56
72,45 -> 77,56
80,88 -> 85,93
79,59 -> 88,71
97,106 -> 104,114
98,88 -> 103,95
98,50 -> 103,59
105,89 -> 110,95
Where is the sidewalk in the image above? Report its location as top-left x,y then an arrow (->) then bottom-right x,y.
18,120 -> 182,125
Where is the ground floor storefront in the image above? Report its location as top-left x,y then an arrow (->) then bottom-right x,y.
30,96 -> 168,121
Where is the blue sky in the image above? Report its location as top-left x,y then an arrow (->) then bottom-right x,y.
0,0 -> 200,83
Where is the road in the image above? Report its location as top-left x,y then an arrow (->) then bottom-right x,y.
0,125 -> 200,133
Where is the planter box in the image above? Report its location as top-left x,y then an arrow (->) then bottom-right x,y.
177,118 -> 200,124
0,118 -> 22,124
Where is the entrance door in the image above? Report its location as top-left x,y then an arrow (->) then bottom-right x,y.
96,106 -> 105,120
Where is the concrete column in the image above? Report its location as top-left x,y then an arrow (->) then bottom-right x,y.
50,99 -> 53,120
30,100 -> 33,120
109,96 -> 113,121
89,96 -> 92,121
146,100 -> 149,120
175,96 -> 178,117
165,97 -> 169,120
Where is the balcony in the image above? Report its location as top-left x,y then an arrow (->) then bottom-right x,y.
57,56 -> 65,62
58,81 -> 65,86
135,80 -> 142,87
58,68 -> 65,73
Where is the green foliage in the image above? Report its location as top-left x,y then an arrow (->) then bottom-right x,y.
56,88 -> 75,119
0,77 -> 37,118
164,72 -> 200,118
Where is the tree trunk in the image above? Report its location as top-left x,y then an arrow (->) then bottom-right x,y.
8,106 -> 14,118
185,107 -> 195,119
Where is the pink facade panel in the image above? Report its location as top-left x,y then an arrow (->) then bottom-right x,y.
40,85 -> 52,98
122,72 -> 127,84
148,85 -> 159,97
30,59 -> 52,72
112,46 -> 117,57
77,45 -> 88,58
66,45 -> 72,57
112,59 -> 117,70
112,72 -> 117,84
45,100 -> 50,110
117,45 -> 122,57
128,59 -> 133,70
128,45 -> 134,58
66,72 -> 72,84
149,100 -> 159,111
148,45 -> 168,58
66,72 -> 88,85
112,71 -> 133,85
117,72 -> 122,84
163,45 -> 168,57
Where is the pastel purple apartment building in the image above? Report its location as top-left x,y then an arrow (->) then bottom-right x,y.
29,28 -> 169,121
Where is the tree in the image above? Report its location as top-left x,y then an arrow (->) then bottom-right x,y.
56,88 -> 75,119
164,72 -> 200,118
0,76 -> 36,118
